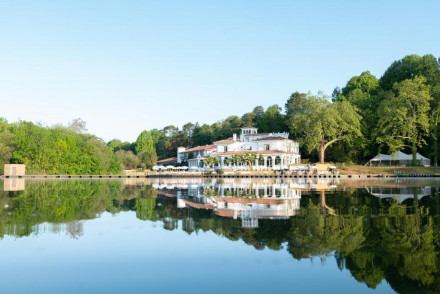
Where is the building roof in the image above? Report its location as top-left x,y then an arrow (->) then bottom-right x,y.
254,136 -> 289,141
182,199 -> 216,210
157,157 -> 177,163
179,144 -> 216,153
157,190 -> 177,198
214,138 -> 235,144
214,210 -> 236,217
211,150 -> 287,156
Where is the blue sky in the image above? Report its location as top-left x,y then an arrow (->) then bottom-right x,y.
1,0 -> 439,142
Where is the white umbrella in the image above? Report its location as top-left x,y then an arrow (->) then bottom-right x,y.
152,166 -> 160,171
181,166 -> 188,170
165,165 -> 175,169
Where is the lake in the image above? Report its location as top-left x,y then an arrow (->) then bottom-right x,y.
0,177 -> 439,293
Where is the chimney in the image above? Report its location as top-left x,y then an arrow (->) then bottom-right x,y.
233,133 -> 237,141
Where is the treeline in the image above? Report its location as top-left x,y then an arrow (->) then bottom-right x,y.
125,54 -> 440,165
0,118 -> 160,174
0,119 -> 120,174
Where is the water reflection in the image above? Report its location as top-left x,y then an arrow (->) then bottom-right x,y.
0,178 -> 440,293
153,178 -> 338,228
3,178 -> 25,191
365,186 -> 432,203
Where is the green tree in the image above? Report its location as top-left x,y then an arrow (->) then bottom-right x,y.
0,118 -> 15,174
135,130 -> 157,169
332,71 -> 382,162
203,157 -> 219,168
286,93 -> 362,163
376,76 -> 432,164
115,150 -> 140,170
242,153 -> 257,170
256,105 -> 286,133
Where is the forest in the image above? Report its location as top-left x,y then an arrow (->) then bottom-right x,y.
1,53 -> 439,174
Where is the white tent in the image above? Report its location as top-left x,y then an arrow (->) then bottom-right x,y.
367,151 -> 430,166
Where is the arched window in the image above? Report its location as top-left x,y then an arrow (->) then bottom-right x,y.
275,156 -> 281,165
267,156 -> 273,167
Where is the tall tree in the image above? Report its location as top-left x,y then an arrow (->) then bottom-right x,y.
286,93 -> 361,163
135,130 -> 157,169
376,76 -> 433,164
0,118 -> 15,174
256,105 -> 286,133
333,71 -> 382,162
380,54 -> 440,164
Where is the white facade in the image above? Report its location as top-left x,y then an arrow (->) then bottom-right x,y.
212,127 -> 300,170
176,127 -> 301,170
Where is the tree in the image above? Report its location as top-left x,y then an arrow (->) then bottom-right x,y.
115,150 -> 140,170
135,130 -> 157,169
0,118 -> 15,174
286,93 -> 362,163
256,105 -> 286,133
379,54 -> 440,164
68,118 -> 87,134
242,153 -> 257,170
376,76 -> 433,164
203,157 -> 219,168
332,71 -> 382,162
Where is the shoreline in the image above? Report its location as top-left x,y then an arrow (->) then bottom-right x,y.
1,174 -> 440,180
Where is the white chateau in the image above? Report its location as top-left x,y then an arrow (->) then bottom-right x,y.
177,127 -> 301,170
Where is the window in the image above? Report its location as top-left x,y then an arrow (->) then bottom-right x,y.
224,146 -> 228,152
265,144 -> 270,151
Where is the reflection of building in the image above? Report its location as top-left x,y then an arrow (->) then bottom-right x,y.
365,186 -> 432,203
159,181 -> 304,228
3,178 -> 25,191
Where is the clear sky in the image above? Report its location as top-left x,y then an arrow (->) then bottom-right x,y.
1,0 -> 439,142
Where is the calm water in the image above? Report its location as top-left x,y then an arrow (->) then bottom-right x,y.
1,177 -> 439,294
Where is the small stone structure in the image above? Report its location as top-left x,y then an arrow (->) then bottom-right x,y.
3,164 -> 26,176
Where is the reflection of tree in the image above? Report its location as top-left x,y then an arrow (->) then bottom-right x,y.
136,198 -> 157,221
67,221 -> 84,239
287,200 -> 365,260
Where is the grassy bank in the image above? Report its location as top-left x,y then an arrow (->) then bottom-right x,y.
337,165 -> 440,175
